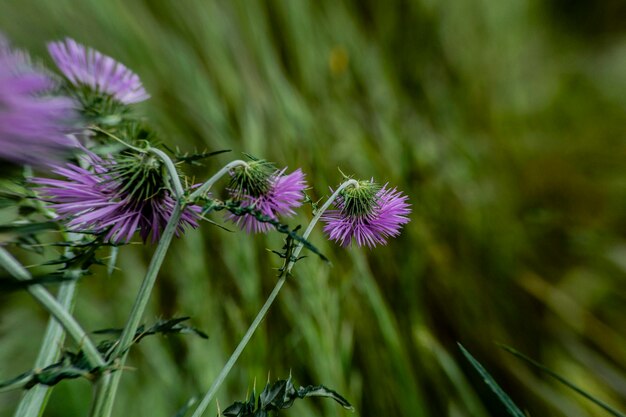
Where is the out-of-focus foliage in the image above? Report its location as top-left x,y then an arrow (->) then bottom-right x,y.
1,1 -> 625,417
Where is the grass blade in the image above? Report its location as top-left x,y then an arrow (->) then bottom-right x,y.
500,344 -> 626,417
458,343 -> 527,417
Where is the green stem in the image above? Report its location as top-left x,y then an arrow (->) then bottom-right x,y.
88,374 -> 113,417
89,126 -> 145,153
190,179 -> 357,417
0,248 -> 104,370
189,160 -> 248,201
14,172 -> 91,417
148,148 -> 185,198
89,202 -> 184,417
13,280 -> 77,417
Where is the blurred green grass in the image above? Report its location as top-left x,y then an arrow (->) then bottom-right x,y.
1,1 -> 626,416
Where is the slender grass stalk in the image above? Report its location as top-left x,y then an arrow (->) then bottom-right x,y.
12,280 -> 77,417
190,179 -> 358,417
0,248 -> 105,370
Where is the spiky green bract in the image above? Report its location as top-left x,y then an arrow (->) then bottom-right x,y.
339,179 -> 381,218
226,167 -> 307,233
107,150 -> 168,202
72,85 -> 128,127
228,158 -> 276,198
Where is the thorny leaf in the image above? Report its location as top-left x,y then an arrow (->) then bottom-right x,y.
221,376 -> 353,417
94,316 -> 208,358
201,200 -> 328,266
0,350 -> 100,392
0,271 -> 86,292
1,238 -> 105,293
162,145 -> 231,166
0,318 -> 207,390
0,221 -> 58,235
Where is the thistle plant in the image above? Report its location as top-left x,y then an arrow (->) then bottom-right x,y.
48,37 -> 150,105
225,159 -> 307,233
0,35 -> 412,417
0,34 -> 77,170
33,152 -> 201,243
322,180 -> 411,247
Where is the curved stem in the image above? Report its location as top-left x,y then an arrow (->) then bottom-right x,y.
0,248 -> 104,370
148,148 -> 185,198
88,127 -> 145,153
190,179 -> 358,417
189,160 -> 248,202
295,179 -> 358,261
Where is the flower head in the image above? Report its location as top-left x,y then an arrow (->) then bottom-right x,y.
322,180 -> 410,248
0,35 -> 77,168
33,153 -> 199,244
48,38 -> 149,104
226,161 -> 307,233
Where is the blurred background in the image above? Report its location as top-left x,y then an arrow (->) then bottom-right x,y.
1,0 -> 626,416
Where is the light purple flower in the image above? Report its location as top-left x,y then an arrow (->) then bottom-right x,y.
322,182 -> 410,248
0,35 -> 77,167
227,168 -> 307,233
48,38 -> 149,104
33,155 -> 200,244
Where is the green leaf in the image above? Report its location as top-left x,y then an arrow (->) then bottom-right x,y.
0,272 -> 80,292
166,146 -> 231,165
458,343 -> 527,417
0,318 -> 208,390
0,221 -> 58,235
500,344 -> 626,417
202,200 -> 329,265
93,317 -> 208,359
0,351 -> 101,391
222,376 -> 353,417
293,385 -> 354,409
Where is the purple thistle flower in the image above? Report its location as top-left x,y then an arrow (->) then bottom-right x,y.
33,154 -> 200,244
227,168 -> 307,233
322,181 -> 411,248
48,38 -> 149,104
0,35 -> 77,167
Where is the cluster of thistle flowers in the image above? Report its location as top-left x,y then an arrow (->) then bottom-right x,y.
0,33 -> 410,247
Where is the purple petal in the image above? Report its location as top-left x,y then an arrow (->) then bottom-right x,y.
48,38 -> 150,104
